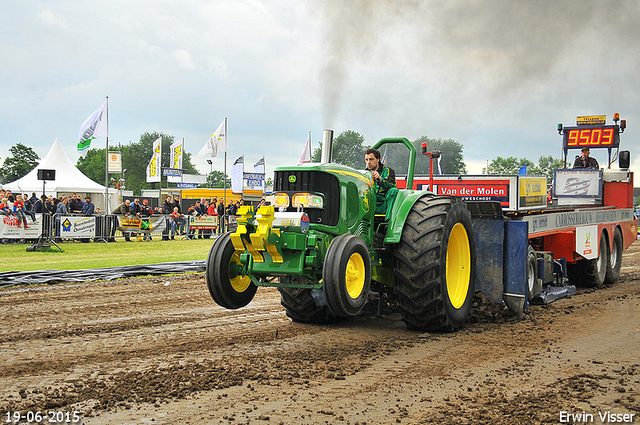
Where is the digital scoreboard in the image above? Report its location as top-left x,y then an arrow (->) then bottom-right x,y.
562,125 -> 620,149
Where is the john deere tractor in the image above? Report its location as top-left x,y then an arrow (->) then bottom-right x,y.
206,133 -> 476,331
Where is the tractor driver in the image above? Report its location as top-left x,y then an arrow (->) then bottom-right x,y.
365,148 -> 398,220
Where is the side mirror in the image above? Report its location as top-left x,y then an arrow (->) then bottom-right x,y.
619,150 -> 630,169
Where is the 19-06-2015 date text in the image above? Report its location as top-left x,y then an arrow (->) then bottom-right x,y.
5,411 -> 81,424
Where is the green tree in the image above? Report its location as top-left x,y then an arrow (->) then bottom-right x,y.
76,148 -> 110,185
0,143 -> 40,184
529,155 -> 563,183
484,157 -> 534,175
484,155 -> 561,184
207,170 -> 231,188
311,130 -> 369,169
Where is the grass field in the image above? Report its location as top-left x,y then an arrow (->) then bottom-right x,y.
1,237 -> 216,272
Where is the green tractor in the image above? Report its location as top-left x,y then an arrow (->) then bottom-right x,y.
206,134 -> 477,332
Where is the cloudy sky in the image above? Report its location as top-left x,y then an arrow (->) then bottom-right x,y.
1,0 -> 640,182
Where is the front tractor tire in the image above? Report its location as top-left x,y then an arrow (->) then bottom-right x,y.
322,234 -> 371,318
394,196 -> 476,332
206,233 -> 257,309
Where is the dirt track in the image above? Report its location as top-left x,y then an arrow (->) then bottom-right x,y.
1,244 -> 639,424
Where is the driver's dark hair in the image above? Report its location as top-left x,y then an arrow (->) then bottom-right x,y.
365,148 -> 380,160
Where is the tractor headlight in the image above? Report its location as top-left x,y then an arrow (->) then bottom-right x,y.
292,193 -> 324,209
272,192 -> 290,208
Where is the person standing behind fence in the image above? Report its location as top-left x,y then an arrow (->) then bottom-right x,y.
217,198 -> 225,233
111,199 -> 132,241
198,198 -> 209,239
54,196 -> 67,242
161,196 -> 173,241
68,193 -> 83,214
33,195 -> 45,214
172,195 -> 185,235
208,199 -> 218,238
140,199 -> 154,241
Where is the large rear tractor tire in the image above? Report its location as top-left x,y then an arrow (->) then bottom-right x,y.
604,228 -> 623,285
278,282 -> 338,324
567,230 -> 608,288
322,234 -> 371,318
394,196 -> 476,332
206,233 -> 257,309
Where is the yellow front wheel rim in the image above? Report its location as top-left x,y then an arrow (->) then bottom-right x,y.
345,252 -> 366,299
230,252 -> 251,293
446,223 -> 471,309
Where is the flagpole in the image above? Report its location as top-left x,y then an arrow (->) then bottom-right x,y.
223,117 -> 228,219
104,96 -> 109,213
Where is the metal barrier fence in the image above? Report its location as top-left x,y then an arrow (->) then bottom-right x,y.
1,213 -> 227,243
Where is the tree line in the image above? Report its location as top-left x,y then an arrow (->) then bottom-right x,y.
0,130 -> 564,195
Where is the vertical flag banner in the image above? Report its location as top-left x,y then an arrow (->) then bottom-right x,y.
437,155 -> 443,175
167,138 -> 184,183
77,99 -> 108,157
197,119 -> 226,158
146,137 -> 162,183
299,132 -> 311,163
253,157 -> 265,174
253,157 -> 265,192
231,156 -> 244,194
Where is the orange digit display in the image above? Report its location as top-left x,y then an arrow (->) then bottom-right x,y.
562,125 -> 619,149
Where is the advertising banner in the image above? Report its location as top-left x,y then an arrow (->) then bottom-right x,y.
189,215 -> 218,229
0,215 -> 42,239
58,216 -> 96,239
518,177 -> 547,209
553,169 -> 602,198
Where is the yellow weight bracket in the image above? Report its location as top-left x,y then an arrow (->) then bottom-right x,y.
230,206 -> 263,262
251,206 -> 283,263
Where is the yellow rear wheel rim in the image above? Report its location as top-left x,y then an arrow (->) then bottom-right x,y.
345,252 -> 366,299
446,223 -> 471,309
230,252 -> 251,293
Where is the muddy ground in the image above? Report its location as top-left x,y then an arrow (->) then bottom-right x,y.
1,244 -> 639,424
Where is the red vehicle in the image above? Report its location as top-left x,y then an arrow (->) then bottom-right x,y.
403,113 -> 637,310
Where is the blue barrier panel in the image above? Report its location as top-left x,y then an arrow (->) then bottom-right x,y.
472,217 -> 504,304
503,220 -> 528,317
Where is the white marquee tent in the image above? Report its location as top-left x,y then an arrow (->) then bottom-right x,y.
2,138 -> 119,211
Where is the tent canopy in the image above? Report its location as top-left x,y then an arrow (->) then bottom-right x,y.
2,138 -> 118,210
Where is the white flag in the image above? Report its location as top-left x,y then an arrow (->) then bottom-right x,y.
231,155 -> 244,194
299,132 -> 311,163
197,119 -> 226,158
146,137 -> 162,183
77,99 -> 108,157
167,138 -> 184,183
253,156 -> 265,174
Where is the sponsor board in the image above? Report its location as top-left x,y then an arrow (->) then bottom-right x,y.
554,169 -> 602,198
59,216 -> 96,238
189,215 -> 219,229
0,215 -> 42,239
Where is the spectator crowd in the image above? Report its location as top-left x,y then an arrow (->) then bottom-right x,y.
1,188 -> 266,244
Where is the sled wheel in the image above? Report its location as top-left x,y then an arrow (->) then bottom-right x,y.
322,234 -> 371,317
527,245 -> 539,301
567,230 -> 608,288
394,196 -> 476,332
278,281 -> 338,324
604,228 -> 623,285
206,232 -> 257,309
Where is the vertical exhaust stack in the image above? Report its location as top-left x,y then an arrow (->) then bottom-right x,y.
320,129 -> 334,164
